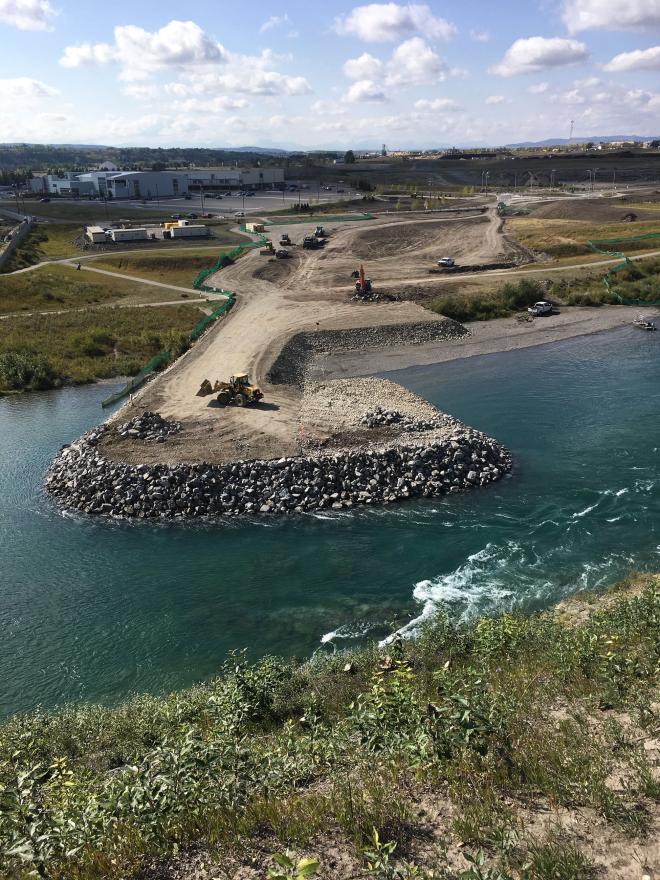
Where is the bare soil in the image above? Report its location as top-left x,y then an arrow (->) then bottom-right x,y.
528,197 -> 660,224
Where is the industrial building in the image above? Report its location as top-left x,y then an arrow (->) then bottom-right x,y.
30,170 -> 189,200
188,167 -> 284,190
29,167 -> 282,199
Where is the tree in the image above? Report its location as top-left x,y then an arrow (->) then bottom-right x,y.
344,150 -> 356,164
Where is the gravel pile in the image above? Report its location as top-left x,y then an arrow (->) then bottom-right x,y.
361,406 -> 440,432
117,411 -> 181,443
269,320 -> 468,389
45,423 -> 511,520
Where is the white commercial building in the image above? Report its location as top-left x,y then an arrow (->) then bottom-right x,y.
105,171 -> 189,200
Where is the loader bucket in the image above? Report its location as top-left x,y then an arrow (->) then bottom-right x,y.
197,379 -> 213,397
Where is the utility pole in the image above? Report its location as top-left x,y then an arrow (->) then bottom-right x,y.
612,168 -> 616,192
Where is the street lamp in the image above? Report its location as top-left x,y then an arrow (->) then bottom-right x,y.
550,169 -> 557,190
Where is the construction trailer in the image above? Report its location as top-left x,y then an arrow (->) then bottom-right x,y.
167,225 -> 210,239
107,227 -> 148,242
85,225 -> 107,244
246,222 -> 265,233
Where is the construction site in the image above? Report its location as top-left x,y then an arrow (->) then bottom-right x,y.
40,184 -> 660,517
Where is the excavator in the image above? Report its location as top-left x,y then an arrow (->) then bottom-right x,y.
196,373 -> 264,406
353,263 -> 373,297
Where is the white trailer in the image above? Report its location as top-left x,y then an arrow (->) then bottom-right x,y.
169,225 -> 210,239
86,225 -> 107,244
107,227 -> 148,242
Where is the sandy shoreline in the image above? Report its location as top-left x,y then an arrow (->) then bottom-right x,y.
310,305 -> 659,379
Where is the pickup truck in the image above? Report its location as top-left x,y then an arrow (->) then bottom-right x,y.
437,257 -> 455,267
527,301 -> 553,316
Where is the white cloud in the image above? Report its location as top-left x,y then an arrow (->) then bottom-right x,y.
385,37 -> 448,85
470,29 -> 490,42
414,97 -> 459,110
605,45 -> 660,71
60,20 -> 227,75
491,36 -> 588,76
334,3 -> 456,42
343,52 -> 383,79
260,14 -> 289,33
166,65 -> 311,98
344,78 -> 388,102
563,0 -> 660,33
0,76 -> 59,97
0,0 -> 54,30
528,81 -> 549,93
486,94 -> 506,104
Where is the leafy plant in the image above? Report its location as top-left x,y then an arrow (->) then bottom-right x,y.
267,852 -> 319,880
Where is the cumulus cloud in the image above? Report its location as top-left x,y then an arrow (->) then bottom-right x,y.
334,3 -> 456,42
0,0 -> 54,30
344,78 -> 388,102
385,37 -> 448,85
165,65 -> 311,98
562,0 -> 660,33
0,76 -> 59,97
414,97 -> 459,110
343,52 -> 383,79
528,81 -> 549,93
605,45 -> 660,71
260,14 -> 289,33
60,20 -> 227,75
491,36 -> 588,76
486,94 -> 506,104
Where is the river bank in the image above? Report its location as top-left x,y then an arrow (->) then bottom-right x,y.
310,304 -> 659,378
1,574 -> 657,880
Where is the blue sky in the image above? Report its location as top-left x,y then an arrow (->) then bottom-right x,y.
1,0 -> 660,148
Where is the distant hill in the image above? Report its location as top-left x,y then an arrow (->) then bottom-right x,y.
506,135 -> 659,148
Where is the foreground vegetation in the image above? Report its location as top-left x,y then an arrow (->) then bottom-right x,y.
89,248 -> 242,287
0,575 -> 657,879
0,304 -> 204,390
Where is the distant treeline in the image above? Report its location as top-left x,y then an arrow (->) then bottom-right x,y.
0,144 -> 326,175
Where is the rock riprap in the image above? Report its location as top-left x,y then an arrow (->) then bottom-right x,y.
361,406 -> 441,433
117,411 -> 181,443
45,423 -> 511,520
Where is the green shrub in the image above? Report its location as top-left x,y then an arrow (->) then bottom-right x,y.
0,348 -> 57,390
430,279 -> 545,323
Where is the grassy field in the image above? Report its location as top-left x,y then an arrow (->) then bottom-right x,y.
88,248 -> 241,287
0,303 -> 204,387
0,574 -> 657,880
3,199 -> 173,224
0,264 -> 206,314
508,217 -> 660,260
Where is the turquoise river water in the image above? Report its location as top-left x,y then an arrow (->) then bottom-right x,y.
1,325 -> 659,717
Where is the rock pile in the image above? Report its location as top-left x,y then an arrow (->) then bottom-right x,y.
361,406 -> 440,432
269,319 -> 468,389
116,411 -> 181,443
45,424 -> 511,520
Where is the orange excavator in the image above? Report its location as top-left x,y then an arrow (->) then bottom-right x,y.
354,263 -> 372,296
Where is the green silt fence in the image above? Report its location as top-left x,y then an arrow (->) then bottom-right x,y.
587,233 -> 660,306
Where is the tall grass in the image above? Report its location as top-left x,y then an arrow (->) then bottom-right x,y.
428,278 -> 545,322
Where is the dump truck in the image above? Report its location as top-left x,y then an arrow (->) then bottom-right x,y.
196,373 -> 264,406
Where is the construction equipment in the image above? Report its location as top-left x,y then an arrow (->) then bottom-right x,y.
314,225 -> 326,238
275,248 -> 290,258
259,241 -> 275,255
354,263 -> 373,296
303,235 -> 322,249
279,233 -> 291,246
196,373 -> 264,406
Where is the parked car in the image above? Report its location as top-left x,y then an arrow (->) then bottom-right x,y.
187,213 -> 198,219
170,213 -> 182,219
39,197 -> 51,203
234,211 -> 245,217
527,301 -> 554,316
437,257 -> 455,267
184,193 -> 192,200
246,191 -> 255,197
